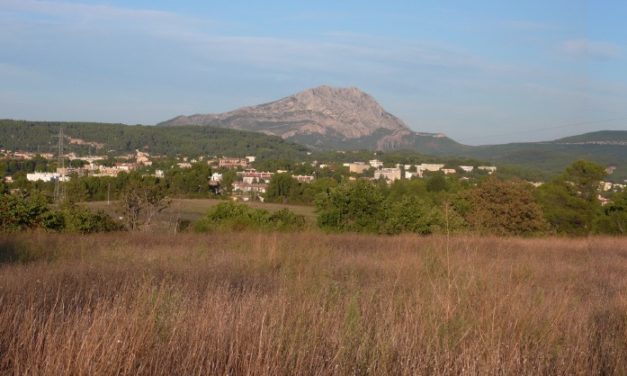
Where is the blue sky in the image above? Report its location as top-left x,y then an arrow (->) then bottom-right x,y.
1,0 -> 626,144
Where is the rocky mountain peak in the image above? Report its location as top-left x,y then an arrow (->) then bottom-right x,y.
159,85 -> 413,149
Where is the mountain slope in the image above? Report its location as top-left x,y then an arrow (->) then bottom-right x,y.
551,130 -> 627,145
160,85 -> 459,151
443,131 -> 627,181
0,120 -> 309,160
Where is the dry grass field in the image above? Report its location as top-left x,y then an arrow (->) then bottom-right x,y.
0,232 -> 626,375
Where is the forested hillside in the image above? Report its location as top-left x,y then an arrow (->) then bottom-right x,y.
0,120 -> 309,159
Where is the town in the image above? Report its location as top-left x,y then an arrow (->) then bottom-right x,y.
3,144 -> 625,205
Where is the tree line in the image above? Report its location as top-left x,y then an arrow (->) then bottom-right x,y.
1,160 -> 625,236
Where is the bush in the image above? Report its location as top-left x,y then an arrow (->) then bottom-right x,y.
316,180 -> 385,233
1,192 -> 121,234
194,202 -> 306,232
61,205 -> 123,234
459,177 -> 547,236
383,196 -> 465,235
0,191 -> 50,232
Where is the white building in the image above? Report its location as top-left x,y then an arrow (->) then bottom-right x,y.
210,172 -> 223,182
294,175 -> 315,183
26,172 -> 67,182
459,165 -> 474,173
374,168 -> 401,182
442,168 -> 456,175
369,159 -> 384,169
405,171 -> 422,179
478,166 -> 497,174
348,162 -> 370,174
418,163 -> 445,172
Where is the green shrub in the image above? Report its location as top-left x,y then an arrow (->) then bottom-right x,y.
0,191 -> 50,232
61,205 -> 122,234
194,201 -> 305,232
383,196 -> 464,235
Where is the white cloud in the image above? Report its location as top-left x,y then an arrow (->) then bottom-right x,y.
561,39 -> 622,60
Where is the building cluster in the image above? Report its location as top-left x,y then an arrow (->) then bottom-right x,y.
343,159 -> 497,183
6,146 -> 624,205
22,150 -> 156,181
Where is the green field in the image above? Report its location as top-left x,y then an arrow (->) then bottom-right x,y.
86,198 -> 318,230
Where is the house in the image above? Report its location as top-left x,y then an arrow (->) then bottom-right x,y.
211,172 -> 223,182
478,166 -> 497,174
218,157 -> 249,169
418,163 -> 444,172
374,168 -> 401,182
459,165 -> 474,173
601,181 -> 613,192
239,170 -> 274,184
442,168 -> 456,175
348,162 -> 370,174
116,163 -> 137,172
369,159 -> 384,169
26,172 -> 66,182
136,150 -> 152,166
293,175 -> 315,183
233,182 -> 268,194
245,156 -> 256,163
405,170 -> 422,179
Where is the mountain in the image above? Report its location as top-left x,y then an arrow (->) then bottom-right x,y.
159,85 -> 460,151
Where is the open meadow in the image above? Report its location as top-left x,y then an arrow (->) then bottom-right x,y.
85,199 -> 319,231
1,232 -> 626,375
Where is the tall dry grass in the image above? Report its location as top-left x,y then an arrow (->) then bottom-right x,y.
0,232 -> 626,375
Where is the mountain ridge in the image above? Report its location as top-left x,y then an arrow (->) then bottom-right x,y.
159,85 -> 428,151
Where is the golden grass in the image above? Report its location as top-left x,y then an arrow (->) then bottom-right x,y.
0,232 -> 626,375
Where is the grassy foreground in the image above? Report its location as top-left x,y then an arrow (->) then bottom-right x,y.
0,232 -> 626,375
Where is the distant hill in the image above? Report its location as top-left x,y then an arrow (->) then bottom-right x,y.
436,131 -> 627,181
159,85 -> 462,152
0,120 -> 309,160
2,119 -> 625,181
551,130 -> 627,145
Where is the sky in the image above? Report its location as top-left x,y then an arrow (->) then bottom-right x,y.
1,0 -> 626,145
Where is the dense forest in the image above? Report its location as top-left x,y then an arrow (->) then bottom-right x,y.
0,120 -> 309,160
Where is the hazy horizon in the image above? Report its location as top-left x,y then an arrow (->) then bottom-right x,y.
1,0 -> 626,145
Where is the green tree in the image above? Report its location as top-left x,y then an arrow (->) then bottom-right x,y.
266,173 -> 302,203
596,190 -> 627,234
537,160 -> 606,235
426,173 -> 447,193
194,201 -> 305,232
118,178 -> 170,231
220,170 -> 237,194
61,204 -> 121,233
64,174 -> 89,203
0,191 -> 50,232
460,177 -> 547,235
316,180 -> 385,232
301,177 -> 338,204
383,196 -> 464,235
